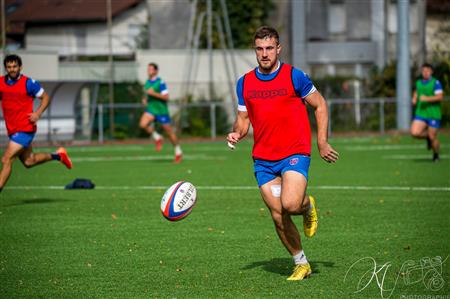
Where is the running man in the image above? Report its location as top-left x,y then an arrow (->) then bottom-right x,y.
0,54 -> 72,193
139,63 -> 182,163
227,26 -> 339,280
410,63 -> 444,162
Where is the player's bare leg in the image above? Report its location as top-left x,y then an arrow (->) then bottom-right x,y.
280,171 -> 310,215
260,177 -> 302,255
0,141 -> 25,190
161,124 -> 182,163
411,120 -> 432,150
260,176 -> 312,280
410,120 -> 428,139
19,146 -> 53,168
139,113 -> 155,135
140,113 -> 162,151
281,171 -> 317,238
428,127 -> 440,161
161,124 -> 179,146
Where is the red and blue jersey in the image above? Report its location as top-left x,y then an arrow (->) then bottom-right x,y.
0,74 -> 44,135
236,62 -> 316,161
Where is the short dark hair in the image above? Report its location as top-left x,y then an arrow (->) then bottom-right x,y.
148,62 -> 158,70
253,26 -> 279,45
3,54 -> 22,68
421,63 -> 433,70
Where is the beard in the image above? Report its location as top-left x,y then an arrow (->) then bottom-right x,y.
258,58 -> 277,72
7,71 -> 20,80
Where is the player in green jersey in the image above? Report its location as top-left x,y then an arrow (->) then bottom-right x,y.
410,63 -> 444,162
139,63 -> 183,163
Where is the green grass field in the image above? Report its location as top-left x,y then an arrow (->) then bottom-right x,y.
0,135 -> 449,298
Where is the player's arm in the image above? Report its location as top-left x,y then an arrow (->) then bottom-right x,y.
227,111 -> 250,145
420,80 -> 444,102
420,93 -> 443,102
146,89 -> 169,101
141,96 -> 147,106
227,76 -> 249,145
412,90 -> 417,105
145,80 -> 169,101
304,91 -> 339,163
27,79 -> 49,123
30,91 -> 50,123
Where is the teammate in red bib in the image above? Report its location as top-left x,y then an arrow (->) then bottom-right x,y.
227,27 -> 339,280
0,54 -> 72,193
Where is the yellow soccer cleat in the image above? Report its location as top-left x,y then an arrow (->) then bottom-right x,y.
287,263 -> 312,281
303,195 -> 318,238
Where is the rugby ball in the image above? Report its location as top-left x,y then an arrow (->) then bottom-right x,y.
161,181 -> 197,221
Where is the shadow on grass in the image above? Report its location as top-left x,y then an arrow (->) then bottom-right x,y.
2,198 -> 72,207
242,258 -> 335,276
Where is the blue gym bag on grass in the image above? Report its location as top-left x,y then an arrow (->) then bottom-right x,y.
65,178 -> 95,190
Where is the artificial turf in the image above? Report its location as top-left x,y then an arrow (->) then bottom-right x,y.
0,134 -> 449,298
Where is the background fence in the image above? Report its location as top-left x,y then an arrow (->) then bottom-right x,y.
1,98 -> 449,146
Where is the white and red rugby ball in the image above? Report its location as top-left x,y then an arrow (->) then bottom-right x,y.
161,181 -> 197,221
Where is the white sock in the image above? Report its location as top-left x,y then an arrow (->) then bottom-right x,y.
174,145 -> 182,156
293,250 -> 308,265
152,131 -> 161,141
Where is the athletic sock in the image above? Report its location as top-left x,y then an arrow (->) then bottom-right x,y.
433,152 -> 440,162
152,131 -> 161,141
293,250 -> 308,265
51,153 -> 61,161
175,145 -> 182,156
426,137 -> 432,150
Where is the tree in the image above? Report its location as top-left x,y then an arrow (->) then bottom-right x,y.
196,0 -> 275,49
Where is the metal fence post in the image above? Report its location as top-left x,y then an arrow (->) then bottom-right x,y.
98,104 -> 104,143
379,99 -> 385,134
210,102 -> 216,139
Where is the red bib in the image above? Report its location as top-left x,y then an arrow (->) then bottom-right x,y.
0,75 -> 36,135
243,64 -> 311,160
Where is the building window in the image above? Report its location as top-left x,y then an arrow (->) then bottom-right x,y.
75,27 -> 86,54
128,24 -> 144,50
328,2 -> 347,35
388,1 -> 419,33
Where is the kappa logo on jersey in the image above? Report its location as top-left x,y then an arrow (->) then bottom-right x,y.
247,88 -> 288,99
289,157 -> 299,166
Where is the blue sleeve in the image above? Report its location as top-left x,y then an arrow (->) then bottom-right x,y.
434,80 -> 443,93
26,78 -> 44,97
236,76 -> 245,108
160,80 -> 168,93
292,68 -> 315,98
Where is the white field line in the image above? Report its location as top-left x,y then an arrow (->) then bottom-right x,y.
35,145 -> 233,153
34,143 -> 449,153
71,154 -> 226,162
6,185 -> 450,192
344,144 -> 449,151
383,154 -> 450,159
37,145 -> 147,152
71,146 -> 232,153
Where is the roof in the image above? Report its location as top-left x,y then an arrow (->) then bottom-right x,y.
4,0 -> 143,34
427,0 -> 450,13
